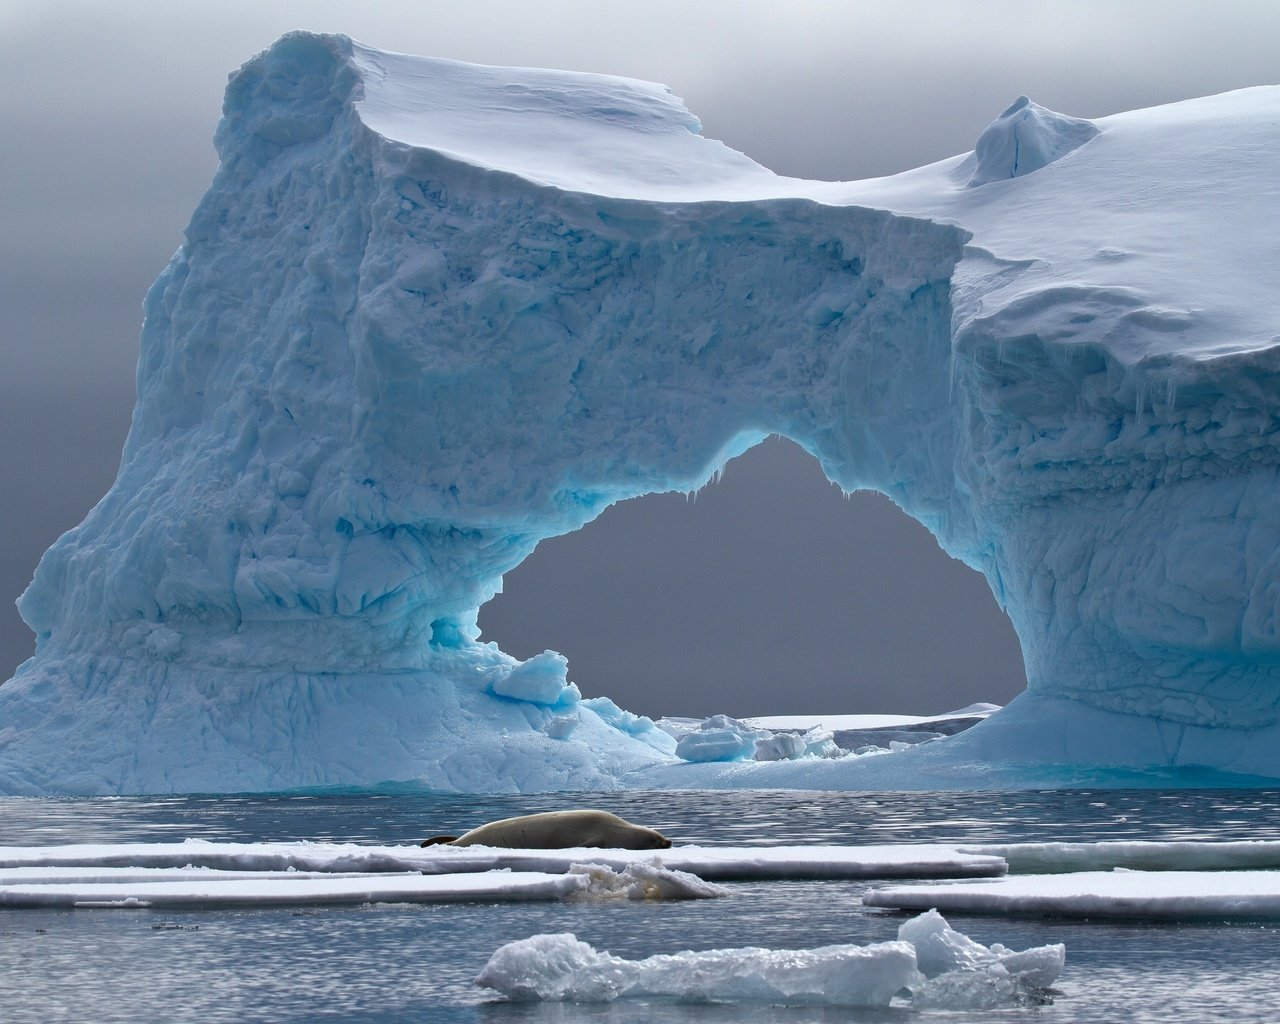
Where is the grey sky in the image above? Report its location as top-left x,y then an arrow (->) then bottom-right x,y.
3,1 -> 1279,716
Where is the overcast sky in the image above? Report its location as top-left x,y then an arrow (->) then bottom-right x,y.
3,1 -> 1279,717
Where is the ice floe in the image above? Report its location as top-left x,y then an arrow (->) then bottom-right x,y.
0,857 -> 723,909
0,840 -> 1008,880
477,933 -> 919,1006
476,910 -> 1063,1008
0,839 -> 1011,909
865,870 -> 1280,920
0,870 -> 583,909
962,839 -> 1280,873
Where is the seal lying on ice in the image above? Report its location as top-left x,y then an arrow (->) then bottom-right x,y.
419,809 -> 672,849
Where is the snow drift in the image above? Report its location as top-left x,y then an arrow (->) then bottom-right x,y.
4,32 -> 1280,792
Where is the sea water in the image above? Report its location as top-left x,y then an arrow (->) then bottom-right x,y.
1,789 -> 1278,1023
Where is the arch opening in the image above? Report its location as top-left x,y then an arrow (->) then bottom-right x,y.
478,436 -> 1027,719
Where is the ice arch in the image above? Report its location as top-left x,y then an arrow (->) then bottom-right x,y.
479,437 -> 1027,719
4,33 -> 1280,792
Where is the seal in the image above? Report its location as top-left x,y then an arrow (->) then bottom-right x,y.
418,809 -> 672,850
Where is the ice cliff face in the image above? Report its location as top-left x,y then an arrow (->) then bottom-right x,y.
4,32 -> 1280,793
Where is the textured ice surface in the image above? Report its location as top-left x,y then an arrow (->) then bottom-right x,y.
5,30 -> 1280,793
0,840 -> 1008,880
865,870 -> 1280,919
898,909 -> 1064,1010
898,908 -> 1064,986
477,932 -> 921,1006
476,911 -> 1062,1007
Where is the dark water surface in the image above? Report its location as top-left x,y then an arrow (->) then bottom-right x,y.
2,789 -> 1279,1023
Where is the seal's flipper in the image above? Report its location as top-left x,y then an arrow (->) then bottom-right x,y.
419,835 -> 459,847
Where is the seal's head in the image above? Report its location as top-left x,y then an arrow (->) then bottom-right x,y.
419,835 -> 459,847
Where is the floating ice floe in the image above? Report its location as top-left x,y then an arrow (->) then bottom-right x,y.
0,840 -> 1007,881
476,910 -> 1063,1008
961,840 -> 1280,874
0,858 -> 722,909
864,870 -> 1280,920
0,869 -> 583,909
428,844 -> 1009,881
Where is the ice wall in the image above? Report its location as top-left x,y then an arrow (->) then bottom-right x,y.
3,32 -> 1280,793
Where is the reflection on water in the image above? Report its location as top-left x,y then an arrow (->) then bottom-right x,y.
2,790 -> 1280,1023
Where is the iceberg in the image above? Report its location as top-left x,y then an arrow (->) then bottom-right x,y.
4,30 -> 1280,792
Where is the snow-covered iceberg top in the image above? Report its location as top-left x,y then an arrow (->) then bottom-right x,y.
5,31 -> 1280,793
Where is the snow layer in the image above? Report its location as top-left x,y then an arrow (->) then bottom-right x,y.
476,910 -> 1062,1008
0,840 -> 1008,880
864,870 -> 1280,920
5,31 -> 1280,792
